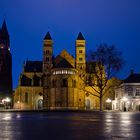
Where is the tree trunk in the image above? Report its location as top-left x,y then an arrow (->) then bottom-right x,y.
100,94 -> 103,111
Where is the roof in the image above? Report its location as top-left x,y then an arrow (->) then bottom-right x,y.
77,32 -> 85,40
1,20 -> 9,35
124,73 -> 140,83
24,61 -> 42,72
54,58 -> 74,68
54,49 -> 75,68
44,32 -> 52,40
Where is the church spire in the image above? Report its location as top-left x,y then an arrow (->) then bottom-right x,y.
0,20 -> 10,48
77,32 -> 85,40
44,32 -> 52,40
1,20 -> 9,35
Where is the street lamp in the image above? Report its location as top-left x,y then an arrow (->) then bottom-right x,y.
5,97 -> 11,103
3,97 -> 11,109
106,98 -> 112,110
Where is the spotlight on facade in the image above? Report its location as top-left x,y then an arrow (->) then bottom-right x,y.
121,97 -> 128,101
127,101 -> 129,104
106,98 -> 112,103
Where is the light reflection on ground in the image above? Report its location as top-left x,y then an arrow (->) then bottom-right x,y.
0,112 -> 140,140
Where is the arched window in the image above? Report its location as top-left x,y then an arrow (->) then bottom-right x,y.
46,57 -> 49,62
62,79 -> 68,87
25,92 -> 28,103
52,79 -> 56,88
46,50 -> 50,54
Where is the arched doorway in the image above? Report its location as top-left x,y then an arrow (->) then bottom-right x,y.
136,105 -> 140,111
38,99 -> 43,109
85,99 -> 90,110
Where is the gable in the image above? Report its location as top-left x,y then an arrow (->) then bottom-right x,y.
60,49 -> 75,67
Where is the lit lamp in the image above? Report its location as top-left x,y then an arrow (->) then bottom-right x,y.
17,101 -> 20,109
121,97 -> 128,101
4,97 -> 11,109
5,97 -> 11,103
106,98 -> 112,110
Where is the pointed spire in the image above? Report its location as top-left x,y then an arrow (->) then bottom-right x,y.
77,32 -> 85,40
1,19 -> 8,33
1,19 -> 9,38
44,32 -> 52,40
0,19 -> 9,46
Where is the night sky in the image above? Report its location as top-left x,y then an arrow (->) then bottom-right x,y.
0,0 -> 140,88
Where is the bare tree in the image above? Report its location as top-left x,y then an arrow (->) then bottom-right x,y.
85,44 -> 124,111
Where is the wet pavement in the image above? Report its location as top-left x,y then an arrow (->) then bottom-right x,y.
0,111 -> 140,140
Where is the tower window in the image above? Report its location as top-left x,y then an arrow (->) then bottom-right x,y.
79,50 -> 83,53
46,57 -> 49,62
46,50 -> 50,54
79,57 -> 83,61
52,79 -> 56,88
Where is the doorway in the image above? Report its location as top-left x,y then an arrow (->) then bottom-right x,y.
85,99 -> 90,110
38,99 -> 43,109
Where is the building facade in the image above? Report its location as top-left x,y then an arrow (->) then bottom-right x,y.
0,20 -> 12,104
14,61 -> 43,109
112,71 -> 140,111
14,32 -> 102,110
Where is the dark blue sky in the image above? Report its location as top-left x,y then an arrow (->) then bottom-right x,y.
0,0 -> 140,88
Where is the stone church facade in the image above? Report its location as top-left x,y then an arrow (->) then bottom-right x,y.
14,32 -> 98,110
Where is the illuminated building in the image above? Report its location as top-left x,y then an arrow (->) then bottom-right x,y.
112,70 -> 140,111
14,32 -> 102,110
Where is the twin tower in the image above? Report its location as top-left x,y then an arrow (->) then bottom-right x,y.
43,32 -> 86,74
42,32 -> 86,109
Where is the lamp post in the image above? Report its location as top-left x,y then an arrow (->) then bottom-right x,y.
106,98 -> 112,110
